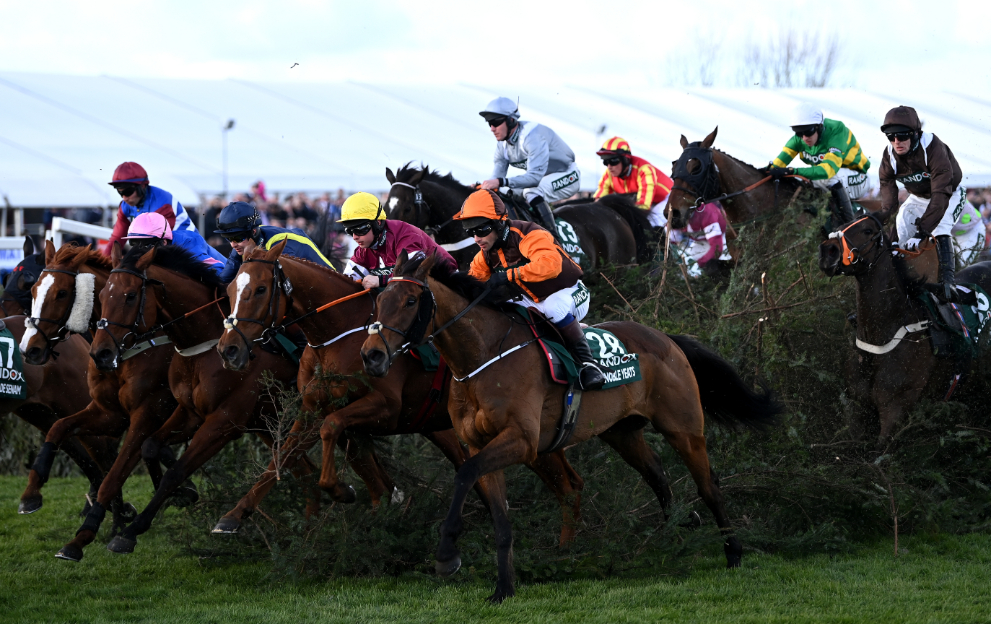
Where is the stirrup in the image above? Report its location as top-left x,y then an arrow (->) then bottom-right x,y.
578,362 -> 606,391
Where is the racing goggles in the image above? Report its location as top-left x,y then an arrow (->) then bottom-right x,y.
793,126 -> 819,138
886,131 -> 914,142
602,157 -> 623,166
222,232 -> 251,243
344,223 -> 374,237
464,222 -> 495,238
115,184 -> 140,197
486,116 -> 508,128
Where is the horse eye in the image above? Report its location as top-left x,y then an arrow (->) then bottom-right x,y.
405,296 -> 417,308
256,286 -> 266,294
56,290 -> 67,299
125,292 -> 137,302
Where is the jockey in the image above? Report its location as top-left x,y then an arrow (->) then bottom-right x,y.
593,136 -> 673,228
768,103 -> 871,223
454,189 -> 605,391
339,192 -> 458,290
683,201 -> 731,277
121,212 -> 225,275
879,105 -> 984,303
104,162 -> 226,268
215,201 -> 334,284
478,97 -> 580,234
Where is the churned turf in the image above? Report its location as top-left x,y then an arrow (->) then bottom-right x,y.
0,476 -> 988,623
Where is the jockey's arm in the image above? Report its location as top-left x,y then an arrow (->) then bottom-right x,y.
510,229 -> 562,285
635,166 -> 659,210
491,144 -> 510,182
507,136 -> 549,190
103,206 -> 131,255
467,253 -> 492,282
917,140 -> 958,235
697,219 -> 725,265
593,170 -> 612,200
877,151 -> 899,214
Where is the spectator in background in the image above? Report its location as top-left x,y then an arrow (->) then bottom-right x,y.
249,180 -> 268,204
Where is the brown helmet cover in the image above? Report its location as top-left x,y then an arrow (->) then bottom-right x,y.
880,106 -> 922,133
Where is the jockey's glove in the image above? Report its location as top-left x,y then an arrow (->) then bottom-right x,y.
489,272 -> 510,288
902,237 -> 923,251
768,166 -> 793,180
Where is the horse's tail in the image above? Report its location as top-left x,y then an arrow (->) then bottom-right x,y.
668,334 -> 782,430
597,194 -> 655,264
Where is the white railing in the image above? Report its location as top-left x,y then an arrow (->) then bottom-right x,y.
45,217 -> 114,249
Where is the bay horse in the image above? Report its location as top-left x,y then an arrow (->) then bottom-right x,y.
89,244 -> 333,556
666,128 -> 882,231
361,251 -> 782,603
213,242 -> 585,543
385,164 -> 642,270
19,243 -> 180,546
819,213 -> 991,445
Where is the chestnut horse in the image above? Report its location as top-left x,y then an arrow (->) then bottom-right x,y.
213,243 -> 584,542
19,243 -> 179,546
88,244 -> 324,556
362,251 -> 781,602
665,128 -> 882,231
819,213 -> 991,445
385,164 -> 641,270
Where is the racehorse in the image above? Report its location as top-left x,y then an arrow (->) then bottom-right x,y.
819,213 -> 991,445
385,164 -> 644,270
0,237 -> 118,515
361,251 -> 782,603
213,242 -> 585,543
90,244 -> 329,556
666,128 -> 882,231
19,243 -> 180,547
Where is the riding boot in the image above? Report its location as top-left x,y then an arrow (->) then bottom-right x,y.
557,319 -> 606,391
935,234 -> 959,303
530,197 -> 562,244
829,183 -> 855,223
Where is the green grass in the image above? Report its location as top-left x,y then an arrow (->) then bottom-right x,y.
1,477 -> 989,623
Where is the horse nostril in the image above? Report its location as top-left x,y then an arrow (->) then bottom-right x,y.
224,346 -> 239,361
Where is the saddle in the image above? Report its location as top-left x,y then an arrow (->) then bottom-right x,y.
917,284 -> 990,360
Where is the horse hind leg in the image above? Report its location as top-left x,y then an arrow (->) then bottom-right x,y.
599,426 -> 673,516
525,450 -> 584,546
662,430 -> 741,567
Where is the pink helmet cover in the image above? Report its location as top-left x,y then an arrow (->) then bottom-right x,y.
123,212 -> 173,241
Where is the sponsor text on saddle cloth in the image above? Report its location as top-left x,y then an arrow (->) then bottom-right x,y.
554,218 -> 587,266
918,285 -> 991,359
0,321 -> 27,399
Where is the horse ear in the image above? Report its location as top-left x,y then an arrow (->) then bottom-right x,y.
110,241 -> 124,267
394,250 -> 410,276
386,167 -> 396,185
267,239 -> 288,259
414,250 -> 438,280
701,127 -> 718,149
44,239 -> 56,266
409,168 -> 426,186
23,235 -> 35,257
135,246 -> 157,271
680,135 -> 689,149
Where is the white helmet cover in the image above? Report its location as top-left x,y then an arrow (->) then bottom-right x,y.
791,102 -> 824,127
480,96 -> 520,120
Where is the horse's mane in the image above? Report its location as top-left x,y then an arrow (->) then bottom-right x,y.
274,254 -> 362,291
54,243 -> 113,270
398,254 -> 505,306
395,162 -> 474,194
121,244 -> 225,288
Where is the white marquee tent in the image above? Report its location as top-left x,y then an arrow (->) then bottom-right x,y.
2,71 -> 990,208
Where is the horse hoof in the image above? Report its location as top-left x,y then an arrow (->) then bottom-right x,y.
435,555 -> 462,577
118,502 -> 138,524
679,511 -> 702,530
54,544 -> 84,562
18,496 -> 42,515
211,516 -> 241,534
168,483 -> 199,508
107,536 -> 136,554
331,484 -> 357,504
486,587 -> 515,604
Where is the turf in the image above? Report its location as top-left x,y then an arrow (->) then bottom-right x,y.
0,477 -> 988,623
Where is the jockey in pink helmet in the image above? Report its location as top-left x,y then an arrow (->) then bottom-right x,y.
122,212 -> 173,250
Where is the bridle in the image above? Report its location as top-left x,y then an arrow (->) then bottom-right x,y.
390,181 -> 456,237
96,267 -> 165,365
25,268 -> 83,360
366,277 -> 491,367
223,258 -> 294,360
826,213 -> 887,272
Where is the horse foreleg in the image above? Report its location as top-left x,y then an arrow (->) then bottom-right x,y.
317,392 -> 390,502
663,431 -> 741,568
340,432 -> 395,507
107,417 -> 242,555
525,450 -> 584,546
436,429 -> 532,603
21,402 -> 128,515
599,428 -> 673,517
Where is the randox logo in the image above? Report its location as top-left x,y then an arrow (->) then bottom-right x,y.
552,171 -> 580,191
0,367 -> 24,382
897,171 -> 930,185
510,160 -> 528,170
801,151 -> 834,164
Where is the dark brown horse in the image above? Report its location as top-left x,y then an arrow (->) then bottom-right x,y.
385,164 -> 644,270
361,251 -> 781,602
19,243 -> 179,544
88,244 -> 315,556
819,213 -> 991,444
666,128 -> 882,231
213,243 -> 585,543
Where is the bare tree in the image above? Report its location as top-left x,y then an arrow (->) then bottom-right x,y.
740,29 -> 841,88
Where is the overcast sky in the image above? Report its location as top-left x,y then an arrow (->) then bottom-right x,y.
1,0 -> 988,92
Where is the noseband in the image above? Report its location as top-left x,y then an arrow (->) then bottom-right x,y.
826,213 -> 886,271
26,268 -> 82,360
96,267 -> 165,366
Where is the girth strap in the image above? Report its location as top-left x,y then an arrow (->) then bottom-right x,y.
855,321 -> 929,354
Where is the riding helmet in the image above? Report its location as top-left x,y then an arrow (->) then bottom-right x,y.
214,201 -> 262,235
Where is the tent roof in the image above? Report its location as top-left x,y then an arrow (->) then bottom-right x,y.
2,71 -> 989,207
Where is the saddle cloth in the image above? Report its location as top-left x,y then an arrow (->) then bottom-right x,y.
0,320 -> 27,400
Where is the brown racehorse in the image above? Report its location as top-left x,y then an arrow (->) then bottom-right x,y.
665,128 -> 882,231
385,164 -> 643,270
19,243 -> 180,547
213,243 -> 585,543
361,251 -> 781,603
819,213 -> 991,445
88,244 -> 322,556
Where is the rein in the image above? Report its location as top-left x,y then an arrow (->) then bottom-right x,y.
96,267 -> 166,367
826,214 -> 886,270
25,267 -> 80,359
